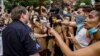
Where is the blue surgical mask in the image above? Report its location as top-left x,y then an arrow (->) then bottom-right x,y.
88,27 -> 98,35
88,23 -> 100,35
75,15 -> 85,25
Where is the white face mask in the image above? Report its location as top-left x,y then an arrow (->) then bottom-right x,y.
63,10 -> 68,14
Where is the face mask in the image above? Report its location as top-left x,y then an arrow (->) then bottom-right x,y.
75,15 -> 85,25
88,23 -> 100,35
88,27 -> 98,35
63,10 -> 68,14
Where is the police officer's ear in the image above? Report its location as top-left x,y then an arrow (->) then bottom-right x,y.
20,13 -> 26,19
21,11 -> 29,20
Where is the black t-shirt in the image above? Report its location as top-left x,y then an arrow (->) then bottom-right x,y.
2,20 -> 40,56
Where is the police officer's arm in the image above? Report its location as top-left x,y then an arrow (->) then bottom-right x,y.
49,28 -> 100,56
22,32 -> 41,55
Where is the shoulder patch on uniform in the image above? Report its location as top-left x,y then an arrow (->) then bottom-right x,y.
29,32 -> 36,40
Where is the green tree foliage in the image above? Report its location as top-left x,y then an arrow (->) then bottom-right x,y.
4,0 -> 41,11
74,0 -> 91,9
4,0 -> 91,11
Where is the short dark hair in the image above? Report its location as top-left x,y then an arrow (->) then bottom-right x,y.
11,6 -> 27,20
77,5 -> 93,13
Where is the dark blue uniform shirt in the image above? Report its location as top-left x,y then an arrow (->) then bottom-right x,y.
2,20 -> 40,56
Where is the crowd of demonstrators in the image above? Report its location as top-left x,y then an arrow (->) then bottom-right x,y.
48,2 -> 100,56
0,0 -> 100,56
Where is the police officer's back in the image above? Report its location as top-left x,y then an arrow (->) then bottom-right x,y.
2,6 -> 40,56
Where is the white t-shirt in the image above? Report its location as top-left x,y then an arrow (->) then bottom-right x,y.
75,28 -> 90,48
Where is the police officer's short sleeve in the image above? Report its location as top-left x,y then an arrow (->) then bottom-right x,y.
23,32 -> 41,55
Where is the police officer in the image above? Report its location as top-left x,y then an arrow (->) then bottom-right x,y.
2,6 -> 41,56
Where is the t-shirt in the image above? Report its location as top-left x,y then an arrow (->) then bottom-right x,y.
2,20 -> 40,56
75,28 -> 90,47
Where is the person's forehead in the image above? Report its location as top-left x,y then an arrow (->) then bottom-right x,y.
89,10 -> 98,16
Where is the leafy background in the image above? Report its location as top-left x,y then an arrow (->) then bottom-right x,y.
4,0 -> 91,11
